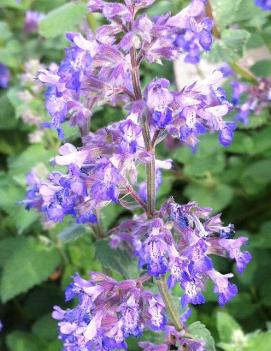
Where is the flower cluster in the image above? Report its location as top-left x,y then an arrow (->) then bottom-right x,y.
53,273 -> 166,350
89,0 -> 213,64
23,116 -> 150,223
145,71 -> 234,149
231,78 -> 271,124
37,0 -> 216,138
0,63 -> 10,89
255,0 -> 271,10
111,199 -> 251,307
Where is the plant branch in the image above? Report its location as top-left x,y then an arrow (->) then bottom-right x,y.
130,47 -> 156,217
129,35 -> 186,337
157,275 -> 188,335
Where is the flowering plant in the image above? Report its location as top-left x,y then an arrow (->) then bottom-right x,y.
18,0 -> 257,350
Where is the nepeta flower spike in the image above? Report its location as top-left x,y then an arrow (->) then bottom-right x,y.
22,0 -> 251,350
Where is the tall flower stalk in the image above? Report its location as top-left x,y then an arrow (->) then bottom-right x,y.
23,1 -> 252,350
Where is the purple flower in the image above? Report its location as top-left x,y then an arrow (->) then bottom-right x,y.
0,321 -> 3,332
208,270 -> 238,307
24,10 -> 44,33
110,198 -> 248,309
255,0 -> 271,10
0,63 -> 10,89
143,71 -> 234,149
53,273 -> 166,350
219,237 -> 252,273
169,0 -> 213,63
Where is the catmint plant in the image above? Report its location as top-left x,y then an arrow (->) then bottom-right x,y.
23,0 -> 251,350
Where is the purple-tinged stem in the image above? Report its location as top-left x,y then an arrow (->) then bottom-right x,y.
130,47 -> 156,217
129,43 -> 186,334
126,184 -> 148,212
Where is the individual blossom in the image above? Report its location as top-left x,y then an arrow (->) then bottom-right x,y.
255,0 -> 271,10
52,273 -> 166,350
0,63 -> 10,89
24,10 -> 44,33
0,320 -> 3,332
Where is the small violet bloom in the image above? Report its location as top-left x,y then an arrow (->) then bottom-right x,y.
24,10 -> 44,33
0,63 -> 10,89
255,0 -> 271,10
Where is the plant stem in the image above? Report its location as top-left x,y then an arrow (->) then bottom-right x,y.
130,47 -> 156,217
156,275 -> 185,333
205,0 -> 221,39
126,184 -> 148,212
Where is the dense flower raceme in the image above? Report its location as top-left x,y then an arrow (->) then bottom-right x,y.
231,78 -> 271,124
22,1 -> 251,350
52,272 -> 166,350
0,63 -> 10,89
110,199 -> 251,307
38,0 -> 214,137
255,0 -> 271,10
23,116 -> 165,223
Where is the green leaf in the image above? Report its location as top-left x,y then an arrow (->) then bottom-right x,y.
235,0 -> 269,23
0,237 -> 25,267
7,331 -> 46,351
0,39 -> 22,68
241,159 -> 271,195
1,237 -> 61,302
58,223 -> 88,242
250,222 -> 271,249
0,94 -> 17,130
32,314 -> 57,341
251,60 -> 271,77
207,29 -> 250,63
184,183 -> 233,212
100,203 -> 125,230
244,331 -> 271,351
217,311 -> 243,343
0,21 -> 12,41
8,144 -> 54,186
188,321 -> 216,351
95,240 -> 138,279
39,2 -> 87,38
210,0 -> 242,30
225,132 -> 254,155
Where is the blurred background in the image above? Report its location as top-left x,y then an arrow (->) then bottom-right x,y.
0,0 -> 271,350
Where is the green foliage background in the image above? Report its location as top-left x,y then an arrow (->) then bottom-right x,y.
0,0 -> 271,350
